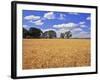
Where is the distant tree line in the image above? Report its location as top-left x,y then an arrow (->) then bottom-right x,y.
23,27 -> 72,39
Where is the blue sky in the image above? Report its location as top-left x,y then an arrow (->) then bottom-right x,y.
23,10 -> 91,38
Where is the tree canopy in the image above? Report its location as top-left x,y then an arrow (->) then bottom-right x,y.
23,28 -> 29,38
23,27 -> 72,39
64,31 -> 72,39
43,30 -> 56,38
29,27 -> 43,38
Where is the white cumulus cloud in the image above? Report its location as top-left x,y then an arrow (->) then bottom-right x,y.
24,15 -> 40,20
41,28 -> 56,33
53,22 -> 78,29
68,12 -> 79,15
79,21 -> 85,25
34,20 -> 43,25
80,25 -> 87,28
44,12 -> 55,19
23,25 -> 28,28
72,31 -> 90,38
86,16 -> 90,20
23,25 -> 30,30
72,28 -> 82,32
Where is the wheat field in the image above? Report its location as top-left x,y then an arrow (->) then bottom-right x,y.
22,39 -> 90,69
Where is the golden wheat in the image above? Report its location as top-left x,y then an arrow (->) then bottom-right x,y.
22,39 -> 90,69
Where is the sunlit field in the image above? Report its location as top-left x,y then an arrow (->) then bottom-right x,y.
22,39 -> 90,69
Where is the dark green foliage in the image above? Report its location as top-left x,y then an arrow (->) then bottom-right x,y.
43,30 -> 56,38
29,27 -> 43,38
23,28 -> 30,38
23,27 -> 72,39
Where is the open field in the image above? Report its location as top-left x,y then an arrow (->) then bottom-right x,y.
22,39 -> 90,69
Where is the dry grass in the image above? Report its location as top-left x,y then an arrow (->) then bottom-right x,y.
22,39 -> 90,69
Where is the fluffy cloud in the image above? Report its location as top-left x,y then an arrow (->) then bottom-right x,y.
86,16 -> 90,20
23,25 -> 30,30
79,21 -> 85,25
58,28 -> 68,33
24,15 -> 40,20
68,12 -> 79,15
23,25 -> 28,28
23,25 -> 35,30
53,23 -> 78,29
44,12 -> 55,19
34,20 -> 43,25
41,28 -> 56,32
72,31 -> 90,38
71,28 -> 82,32
71,27 -> 90,38
78,21 -> 87,28
80,25 -> 87,28
59,14 -> 66,20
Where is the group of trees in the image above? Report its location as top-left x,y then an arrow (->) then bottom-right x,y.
60,31 -> 72,39
23,27 -> 42,38
42,30 -> 57,38
23,27 -> 72,39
